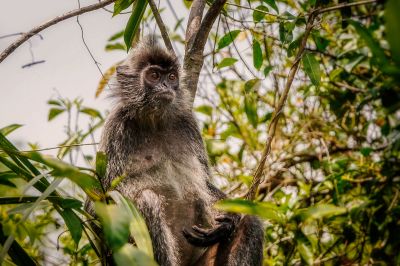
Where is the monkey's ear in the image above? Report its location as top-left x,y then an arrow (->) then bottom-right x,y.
116,65 -> 130,75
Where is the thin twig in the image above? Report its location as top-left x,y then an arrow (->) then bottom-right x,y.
147,0 -> 175,56
317,0 -> 379,14
0,0 -> 115,63
245,10 -> 319,200
0,143 -> 99,154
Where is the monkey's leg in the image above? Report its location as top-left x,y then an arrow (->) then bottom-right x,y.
193,215 -> 264,266
215,215 -> 264,266
135,189 -> 180,266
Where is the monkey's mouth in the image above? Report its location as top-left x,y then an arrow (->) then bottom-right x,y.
156,90 -> 175,102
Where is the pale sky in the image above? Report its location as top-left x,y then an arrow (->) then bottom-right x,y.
0,0 -> 188,153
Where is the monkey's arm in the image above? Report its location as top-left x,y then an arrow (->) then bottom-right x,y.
183,181 -> 241,247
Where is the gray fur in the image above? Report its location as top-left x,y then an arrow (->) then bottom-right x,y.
97,37 -> 263,266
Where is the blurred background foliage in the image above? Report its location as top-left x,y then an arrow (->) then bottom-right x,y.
1,0 -> 400,265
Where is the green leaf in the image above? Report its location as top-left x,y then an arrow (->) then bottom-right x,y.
108,30 -> 125,41
263,65 -> 273,77
217,30 -> 241,50
253,5 -> 269,23
295,204 -> 346,221
360,147 -> 373,157
80,107 -> 102,119
23,152 -> 102,200
297,238 -> 314,265
96,151 -> 107,179
105,43 -> 127,51
252,39 -> 263,70
244,78 -> 261,93
217,57 -> 238,69
113,0 -> 134,16
57,134 -> 79,159
244,96 -> 258,128
95,202 -> 130,250
215,199 -> 285,223
48,108 -> 64,121
0,124 -> 22,136
113,244 -> 158,266
108,191 -> 154,258
385,0 -> 400,66
262,0 -> 279,13
124,0 -> 148,50
59,208 -> 83,247
206,139 -> 228,156
302,52 -> 321,87
195,105 -> 213,116
349,20 -> 388,66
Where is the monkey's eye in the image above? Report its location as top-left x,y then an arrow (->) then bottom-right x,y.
149,71 -> 160,80
168,73 -> 177,81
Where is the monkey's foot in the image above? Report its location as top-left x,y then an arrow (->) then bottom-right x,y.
182,214 -> 240,247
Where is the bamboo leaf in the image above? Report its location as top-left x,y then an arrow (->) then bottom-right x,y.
113,0 -> 134,16
124,0 -> 148,50
113,244 -> 158,266
215,199 -> 285,223
0,124 -> 23,136
109,191 -> 154,258
95,202 -> 130,250
60,208 -> 83,247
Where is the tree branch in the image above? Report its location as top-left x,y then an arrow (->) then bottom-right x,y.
147,0 -> 175,56
186,0 -> 206,52
245,10 -> 319,200
0,0 -> 115,63
183,0 -> 228,102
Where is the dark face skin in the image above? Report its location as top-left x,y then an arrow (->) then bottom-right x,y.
142,65 -> 179,104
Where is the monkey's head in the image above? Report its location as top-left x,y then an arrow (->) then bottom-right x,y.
112,36 -> 189,125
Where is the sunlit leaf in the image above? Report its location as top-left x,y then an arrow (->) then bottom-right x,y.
105,43 -> 126,51
96,151 -> 107,179
217,30 -> 241,50
0,124 -> 23,136
113,244 -> 158,266
108,191 -> 154,258
295,204 -> 347,221
80,107 -> 103,119
215,199 -> 285,223
302,52 -> 321,87
217,57 -> 238,69
297,238 -> 314,265
108,30 -> 125,41
195,105 -> 213,116
95,202 -> 130,250
96,63 -> 119,98
48,108 -> 64,121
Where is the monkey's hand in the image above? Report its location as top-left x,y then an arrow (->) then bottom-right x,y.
183,214 -> 240,247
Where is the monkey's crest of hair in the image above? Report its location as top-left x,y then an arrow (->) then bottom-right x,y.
110,36 -> 191,128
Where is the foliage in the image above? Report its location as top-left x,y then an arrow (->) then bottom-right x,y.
1,0 -> 400,265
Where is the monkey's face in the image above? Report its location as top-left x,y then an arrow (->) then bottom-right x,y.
142,65 -> 179,105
